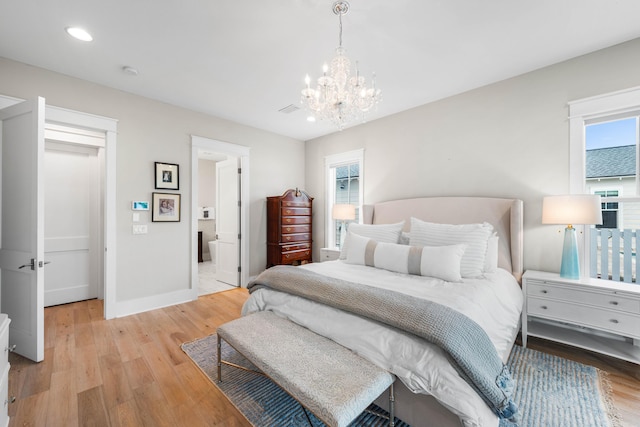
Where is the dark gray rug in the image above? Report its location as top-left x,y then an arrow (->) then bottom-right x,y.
182,335 -> 621,427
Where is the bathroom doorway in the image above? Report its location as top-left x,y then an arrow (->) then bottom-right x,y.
191,136 -> 250,295
196,154 -> 235,294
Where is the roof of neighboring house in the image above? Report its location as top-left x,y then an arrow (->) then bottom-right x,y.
336,164 -> 360,180
586,145 -> 636,178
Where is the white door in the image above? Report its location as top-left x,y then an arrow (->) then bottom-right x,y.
216,157 -> 239,286
44,142 -> 100,306
0,97 -> 45,362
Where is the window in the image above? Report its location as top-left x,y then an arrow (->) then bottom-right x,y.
570,88 -> 640,283
593,190 -> 619,229
325,149 -> 363,249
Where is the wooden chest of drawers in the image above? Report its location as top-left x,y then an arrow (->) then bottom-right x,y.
267,189 -> 313,267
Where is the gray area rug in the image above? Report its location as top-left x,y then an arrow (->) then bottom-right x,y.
182,334 -> 621,427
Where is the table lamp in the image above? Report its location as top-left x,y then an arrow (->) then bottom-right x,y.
542,195 -> 602,279
332,204 -> 356,248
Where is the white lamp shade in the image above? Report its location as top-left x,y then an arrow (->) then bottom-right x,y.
542,195 -> 603,225
332,204 -> 356,221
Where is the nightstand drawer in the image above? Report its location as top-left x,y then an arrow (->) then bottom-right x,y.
527,281 -> 640,314
320,248 -> 340,262
528,296 -> 640,338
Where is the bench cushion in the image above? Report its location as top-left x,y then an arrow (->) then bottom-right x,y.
217,311 -> 395,427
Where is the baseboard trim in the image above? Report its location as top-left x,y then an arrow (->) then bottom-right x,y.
114,288 -> 198,318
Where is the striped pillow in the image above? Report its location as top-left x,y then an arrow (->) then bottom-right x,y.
344,232 -> 466,282
409,218 -> 493,278
339,221 -> 405,260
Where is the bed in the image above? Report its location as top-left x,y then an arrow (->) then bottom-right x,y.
243,196 -> 524,427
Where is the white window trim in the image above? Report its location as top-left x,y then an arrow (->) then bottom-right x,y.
569,86 -> 640,277
324,149 -> 364,249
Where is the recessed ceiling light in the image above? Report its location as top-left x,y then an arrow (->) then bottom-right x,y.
307,116 -> 316,122
65,27 -> 93,42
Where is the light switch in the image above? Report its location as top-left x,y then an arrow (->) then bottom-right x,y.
132,224 -> 148,235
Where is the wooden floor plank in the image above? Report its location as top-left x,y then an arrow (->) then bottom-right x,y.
77,386 -> 110,427
7,288 -> 639,427
47,370 -> 79,427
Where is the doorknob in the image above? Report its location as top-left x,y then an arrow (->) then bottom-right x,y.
39,260 -> 51,268
18,258 -> 35,271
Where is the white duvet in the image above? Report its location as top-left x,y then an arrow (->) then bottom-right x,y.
242,260 -> 523,427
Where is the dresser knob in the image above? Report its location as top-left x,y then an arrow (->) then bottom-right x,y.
541,290 -> 548,294
5,344 -> 16,353
541,306 -> 548,310
610,319 -> 619,324
609,301 -> 619,306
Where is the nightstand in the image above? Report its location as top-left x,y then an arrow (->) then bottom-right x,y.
320,247 -> 341,262
522,270 -> 640,364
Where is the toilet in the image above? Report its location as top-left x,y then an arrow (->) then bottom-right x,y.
208,240 -> 217,263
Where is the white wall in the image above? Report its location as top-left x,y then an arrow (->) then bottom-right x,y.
198,159 -> 216,260
0,57 -> 304,311
198,159 -> 216,207
305,38 -> 640,274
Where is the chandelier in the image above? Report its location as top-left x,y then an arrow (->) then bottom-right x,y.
301,1 -> 381,130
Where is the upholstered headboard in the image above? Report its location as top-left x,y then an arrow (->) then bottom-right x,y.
362,197 -> 524,282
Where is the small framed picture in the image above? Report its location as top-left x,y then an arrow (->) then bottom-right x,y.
132,201 -> 149,211
155,162 -> 179,190
152,192 -> 181,222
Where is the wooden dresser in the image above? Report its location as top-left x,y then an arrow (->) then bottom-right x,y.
267,189 -> 313,267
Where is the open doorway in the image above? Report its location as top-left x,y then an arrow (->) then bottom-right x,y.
191,136 -> 250,295
196,153 -> 235,295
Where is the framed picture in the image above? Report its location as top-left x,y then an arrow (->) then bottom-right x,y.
131,201 -> 149,211
152,192 -> 181,222
155,162 -> 179,190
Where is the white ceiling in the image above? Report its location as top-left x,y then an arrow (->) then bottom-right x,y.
2,1 -> 640,141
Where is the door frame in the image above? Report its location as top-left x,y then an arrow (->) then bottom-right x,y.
191,135 -> 250,291
0,94 -> 117,319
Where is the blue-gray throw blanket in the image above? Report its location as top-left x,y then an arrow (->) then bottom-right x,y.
248,265 -> 518,421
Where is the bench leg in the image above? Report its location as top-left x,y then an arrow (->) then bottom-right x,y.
217,334 -> 222,382
389,382 -> 395,427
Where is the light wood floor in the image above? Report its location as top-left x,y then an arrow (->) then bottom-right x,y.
8,288 -> 640,427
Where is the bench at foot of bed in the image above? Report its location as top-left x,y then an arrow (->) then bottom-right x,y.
216,311 -> 396,427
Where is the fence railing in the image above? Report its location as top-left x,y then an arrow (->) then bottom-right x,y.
590,227 -> 637,283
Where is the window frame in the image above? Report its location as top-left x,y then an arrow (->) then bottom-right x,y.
569,86 -> 640,278
324,149 -> 364,249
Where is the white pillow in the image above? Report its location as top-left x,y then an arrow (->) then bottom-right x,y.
484,233 -> 499,273
409,218 -> 493,278
344,232 -> 466,282
339,221 -> 405,260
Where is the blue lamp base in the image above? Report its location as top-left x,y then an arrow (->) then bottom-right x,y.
560,226 -> 580,280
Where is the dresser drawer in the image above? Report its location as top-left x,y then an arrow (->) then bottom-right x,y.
528,296 -> 640,338
282,216 -> 311,225
281,248 -> 311,263
282,242 -> 310,252
0,315 -> 9,367
282,233 -> 311,243
281,207 -> 311,216
281,224 -> 311,235
0,362 -> 8,427
527,281 -> 640,314
282,201 -> 311,208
